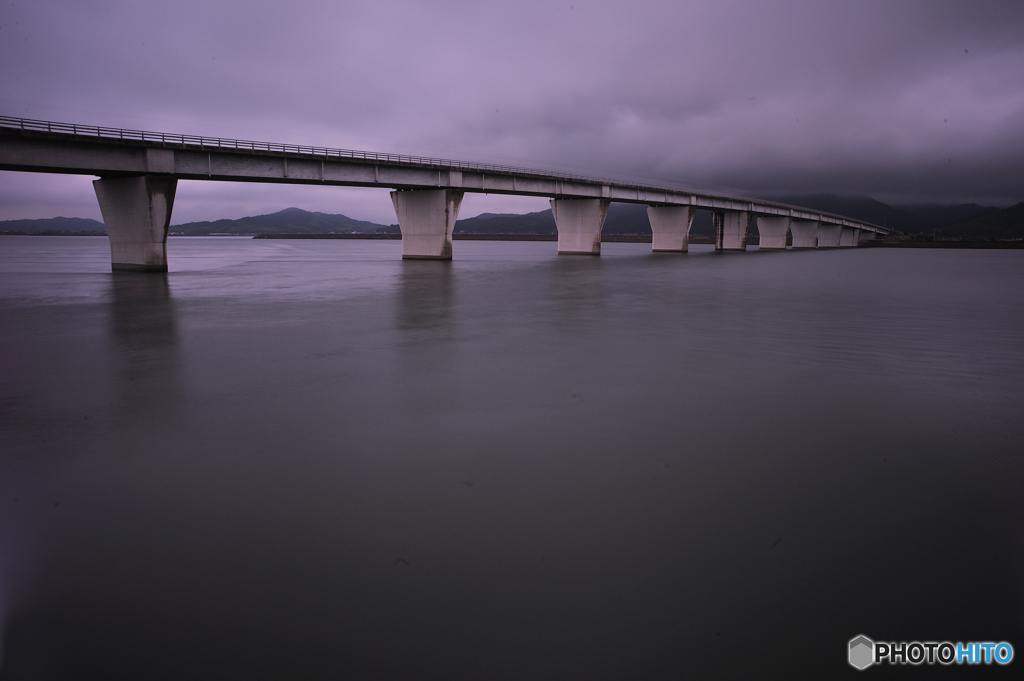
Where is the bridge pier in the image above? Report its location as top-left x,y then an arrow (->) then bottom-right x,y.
840,227 -> 859,247
714,211 -> 749,251
817,223 -> 843,248
93,176 -> 177,272
391,189 -> 464,260
647,205 -> 694,252
755,216 -> 790,250
551,198 -> 609,255
790,219 -> 818,249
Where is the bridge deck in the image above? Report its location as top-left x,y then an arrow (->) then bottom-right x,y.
0,116 -> 885,233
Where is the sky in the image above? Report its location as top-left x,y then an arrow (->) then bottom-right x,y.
1,0 -> 1023,225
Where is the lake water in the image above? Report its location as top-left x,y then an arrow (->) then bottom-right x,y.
1,236 -> 1022,679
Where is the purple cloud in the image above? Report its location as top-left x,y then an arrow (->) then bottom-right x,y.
2,0 -> 1022,223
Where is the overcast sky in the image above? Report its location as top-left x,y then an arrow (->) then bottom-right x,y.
2,0 -> 1023,224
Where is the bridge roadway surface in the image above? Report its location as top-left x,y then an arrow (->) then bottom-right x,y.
0,116 -> 887,270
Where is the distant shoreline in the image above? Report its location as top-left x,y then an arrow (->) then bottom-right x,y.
249,234 -> 721,244
251,233 -> 688,243
0,231 -> 108,237
861,240 -> 1024,249
253,234 -> 1024,247
2,232 -> 1021,248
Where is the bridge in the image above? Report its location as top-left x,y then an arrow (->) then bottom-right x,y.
0,116 -> 887,271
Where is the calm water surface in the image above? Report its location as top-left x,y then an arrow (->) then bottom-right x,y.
1,236 -> 1022,679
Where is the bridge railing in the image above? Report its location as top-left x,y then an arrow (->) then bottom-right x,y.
0,115 -> 885,231
0,114 -> 613,184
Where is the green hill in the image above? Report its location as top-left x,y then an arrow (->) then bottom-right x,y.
170,207 -> 389,235
940,202 -> 1024,240
0,216 -> 105,234
6,197 -> 1020,240
768,194 -> 1020,237
454,211 -> 554,234
454,203 -> 698,236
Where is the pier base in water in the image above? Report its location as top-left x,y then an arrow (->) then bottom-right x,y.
552,198 -> 609,255
647,205 -> 694,252
392,189 -> 464,260
790,219 -> 819,249
756,216 -> 790,250
94,176 -> 177,272
714,211 -> 750,251
817,224 -> 843,248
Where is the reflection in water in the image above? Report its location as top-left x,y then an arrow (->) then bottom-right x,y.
1,240 -> 1023,678
108,273 -> 182,424
394,262 -> 457,411
543,255 -> 608,334
396,260 -> 454,334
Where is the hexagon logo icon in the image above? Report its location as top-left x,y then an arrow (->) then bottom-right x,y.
849,635 -> 874,670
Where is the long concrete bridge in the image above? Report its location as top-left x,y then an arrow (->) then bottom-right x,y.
0,116 -> 887,271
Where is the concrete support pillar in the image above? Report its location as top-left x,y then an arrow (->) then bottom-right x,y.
790,220 -> 818,249
714,211 -> 749,251
859,230 -> 875,244
839,227 -> 859,247
93,176 -> 177,272
647,205 -> 695,252
756,216 -> 790,250
551,198 -> 609,255
391,189 -> 464,260
817,223 -> 843,248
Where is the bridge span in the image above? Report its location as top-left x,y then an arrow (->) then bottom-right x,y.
0,116 -> 887,271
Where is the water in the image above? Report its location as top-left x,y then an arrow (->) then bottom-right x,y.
1,236 -> 1022,679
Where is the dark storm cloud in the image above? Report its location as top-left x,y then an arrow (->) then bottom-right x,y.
2,0 -> 1023,222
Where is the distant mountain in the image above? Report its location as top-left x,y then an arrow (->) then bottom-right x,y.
893,203 -> 990,231
602,204 -> 650,235
7,197 -> 1019,240
453,203 -> 717,236
170,207 -> 389,235
455,203 -> 655,235
770,194 -> 921,232
768,194 -> 999,235
0,216 -> 105,233
454,210 -> 555,234
584,193 -> 1018,238
940,202 -> 1024,240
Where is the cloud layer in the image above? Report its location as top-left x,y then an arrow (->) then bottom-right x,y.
2,0 -> 1023,223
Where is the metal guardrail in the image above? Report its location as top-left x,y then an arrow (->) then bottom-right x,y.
0,114 -> 614,184
0,114 -> 886,231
